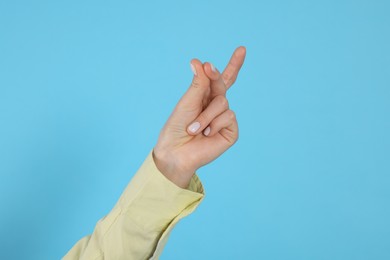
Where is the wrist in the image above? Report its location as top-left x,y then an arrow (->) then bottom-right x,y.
152,148 -> 194,189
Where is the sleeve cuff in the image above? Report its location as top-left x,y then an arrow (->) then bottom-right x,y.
116,148 -> 205,232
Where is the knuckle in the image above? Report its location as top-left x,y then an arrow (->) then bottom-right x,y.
190,80 -> 200,89
215,95 -> 229,109
227,110 -> 236,120
230,75 -> 237,85
196,113 -> 208,124
230,127 -> 239,145
222,73 -> 231,85
234,134 -> 239,144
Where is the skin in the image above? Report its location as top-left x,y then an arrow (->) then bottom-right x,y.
153,46 -> 247,189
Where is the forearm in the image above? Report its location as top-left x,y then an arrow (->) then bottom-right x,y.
63,149 -> 204,260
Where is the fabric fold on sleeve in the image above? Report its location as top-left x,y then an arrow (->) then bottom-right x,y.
118,148 -> 205,232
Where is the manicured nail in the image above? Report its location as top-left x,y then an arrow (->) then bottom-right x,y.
210,63 -> 216,72
188,121 -> 200,133
204,126 -> 211,136
190,63 -> 197,76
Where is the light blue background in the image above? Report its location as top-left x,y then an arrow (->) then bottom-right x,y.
1,0 -> 389,259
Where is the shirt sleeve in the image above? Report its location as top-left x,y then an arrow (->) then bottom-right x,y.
62,148 -> 205,260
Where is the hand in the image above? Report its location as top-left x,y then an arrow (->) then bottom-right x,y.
153,46 -> 246,188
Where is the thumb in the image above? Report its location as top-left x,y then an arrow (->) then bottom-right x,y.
176,59 -> 210,112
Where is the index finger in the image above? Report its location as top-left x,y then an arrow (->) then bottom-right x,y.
222,46 -> 247,89
203,62 -> 227,99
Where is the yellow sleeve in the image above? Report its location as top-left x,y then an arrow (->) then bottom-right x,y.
62,149 -> 205,260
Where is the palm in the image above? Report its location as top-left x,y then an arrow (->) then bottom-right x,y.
163,90 -> 235,170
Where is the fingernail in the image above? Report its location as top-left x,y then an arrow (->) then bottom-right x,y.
210,63 -> 216,72
204,126 -> 211,136
188,121 -> 200,133
190,63 -> 197,76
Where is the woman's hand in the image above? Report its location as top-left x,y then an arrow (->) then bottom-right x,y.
153,46 -> 246,188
